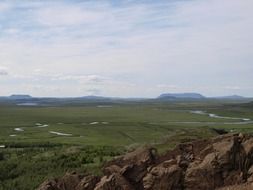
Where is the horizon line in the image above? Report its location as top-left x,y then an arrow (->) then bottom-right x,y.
0,93 -> 252,99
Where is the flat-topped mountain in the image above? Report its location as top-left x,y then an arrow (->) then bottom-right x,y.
8,94 -> 33,99
158,93 -> 205,99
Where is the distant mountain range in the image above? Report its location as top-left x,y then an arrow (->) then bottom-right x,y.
0,93 -> 251,106
0,93 -> 250,100
212,95 -> 246,100
0,95 -> 109,100
157,93 -> 249,100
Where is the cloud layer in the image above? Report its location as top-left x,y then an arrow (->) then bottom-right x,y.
0,0 -> 252,97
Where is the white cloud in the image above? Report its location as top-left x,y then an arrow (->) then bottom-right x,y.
0,66 -> 8,76
52,74 -> 108,84
0,0 -> 252,97
3,28 -> 20,35
34,5 -> 106,27
156,84 -> 178,89
85,88 -> 101,95
0,2 -> 11,12
225,86 -> 241,90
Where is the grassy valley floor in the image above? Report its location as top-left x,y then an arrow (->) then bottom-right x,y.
0,101 -> 252,189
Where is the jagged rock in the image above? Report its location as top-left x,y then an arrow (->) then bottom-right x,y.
122,147 -> 157,165
184,134 -> 245,189
37,179 -> 60,190
216,182 -> 253,190
76,175 -> 100,190
94,173 -> 133,190
38,133 -> 253,190
143,163 -> 182,190
37,172 -> 83,190
103,164 -> 121,176
104,146 -> 157,187
56,172 -> 84,190
223,170 -> 244,186
247,165 -> 253,182
242,138 -> 253,174
184,152 -> 221,190
104,146 -> 156,168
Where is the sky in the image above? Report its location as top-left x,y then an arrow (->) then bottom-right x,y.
0,0 -> 252,98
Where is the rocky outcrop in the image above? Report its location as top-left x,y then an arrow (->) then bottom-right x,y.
38,133 -> 253,190
94,173 -> 134,190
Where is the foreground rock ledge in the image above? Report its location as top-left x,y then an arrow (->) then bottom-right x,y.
38,133 -> 253,190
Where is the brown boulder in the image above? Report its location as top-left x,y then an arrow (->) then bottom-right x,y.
37,172 -> 83,190
76,175 -> 100,190
143,162 -> 182,190
94,173 -> 134,190
184,152 -> 221,190
104,146 -> 157,187
103,164 -> 121,176
38,133 -> 253,190
37,179 -> 60,190
216,182 -> 253,190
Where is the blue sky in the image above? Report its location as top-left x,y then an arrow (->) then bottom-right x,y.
0,0 -> 252,97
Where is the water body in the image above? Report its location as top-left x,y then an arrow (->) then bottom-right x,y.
14,128 -> 24,132
156,110 -> 253,125
90,122 -> 99,125
35,123 -> 49,128
17,103 -> 38,106
49,131 -> 72,136
167,121 -> 253,125
190,110 -> 251,121
89,121 -> 109,125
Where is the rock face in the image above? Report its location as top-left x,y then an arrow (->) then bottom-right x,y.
38,133 -> 253,190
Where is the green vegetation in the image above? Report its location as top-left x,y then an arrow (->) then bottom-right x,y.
0,101 -> 253,189
0,145 -> 122,190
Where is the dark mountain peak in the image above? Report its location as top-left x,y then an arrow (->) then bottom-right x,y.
214,95 -> 245,100
9,94 -> 33,99
80,95 -> 109,100
158,93 -> 205,99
